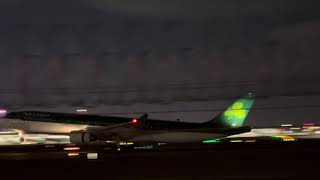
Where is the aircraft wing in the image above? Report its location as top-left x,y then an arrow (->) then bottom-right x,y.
4,111 -> 134,126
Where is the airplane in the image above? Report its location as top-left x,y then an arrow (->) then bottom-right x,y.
2,95 -> 255,145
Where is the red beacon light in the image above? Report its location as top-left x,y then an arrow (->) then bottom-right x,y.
131,118 -> 138,124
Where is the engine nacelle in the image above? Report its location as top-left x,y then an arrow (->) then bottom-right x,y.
70,131 -> 96,144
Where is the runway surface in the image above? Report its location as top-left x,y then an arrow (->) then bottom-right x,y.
0,125 -> 318,146
0,139 -> 318,179
0,126 -> 318,179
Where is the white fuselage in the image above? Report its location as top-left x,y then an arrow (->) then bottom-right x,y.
130,132 -> 225,143
0,118 -> 97,134
0,118 -> 227,143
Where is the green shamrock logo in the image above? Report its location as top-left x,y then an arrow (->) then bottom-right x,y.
224,102 -> 246,120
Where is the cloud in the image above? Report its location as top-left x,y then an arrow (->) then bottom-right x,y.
0,0 -> 319,107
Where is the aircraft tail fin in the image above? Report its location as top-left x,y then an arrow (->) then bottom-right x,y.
202,94 -> 255,128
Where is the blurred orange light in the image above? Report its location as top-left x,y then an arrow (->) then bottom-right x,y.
64,147 -> 80,151
68,153 -> 79,157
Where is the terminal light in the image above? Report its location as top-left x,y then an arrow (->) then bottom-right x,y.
290,127 -> 301,130
303,123 -> 314,126
281,124 -> 292,127
77,109 -> 88,112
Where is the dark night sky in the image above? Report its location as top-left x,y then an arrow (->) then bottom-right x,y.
0,0 -> 320,126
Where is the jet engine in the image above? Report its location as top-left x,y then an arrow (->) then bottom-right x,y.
70,131 -> 97,144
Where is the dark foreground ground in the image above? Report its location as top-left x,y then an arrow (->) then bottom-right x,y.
0,140 -> 319,180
